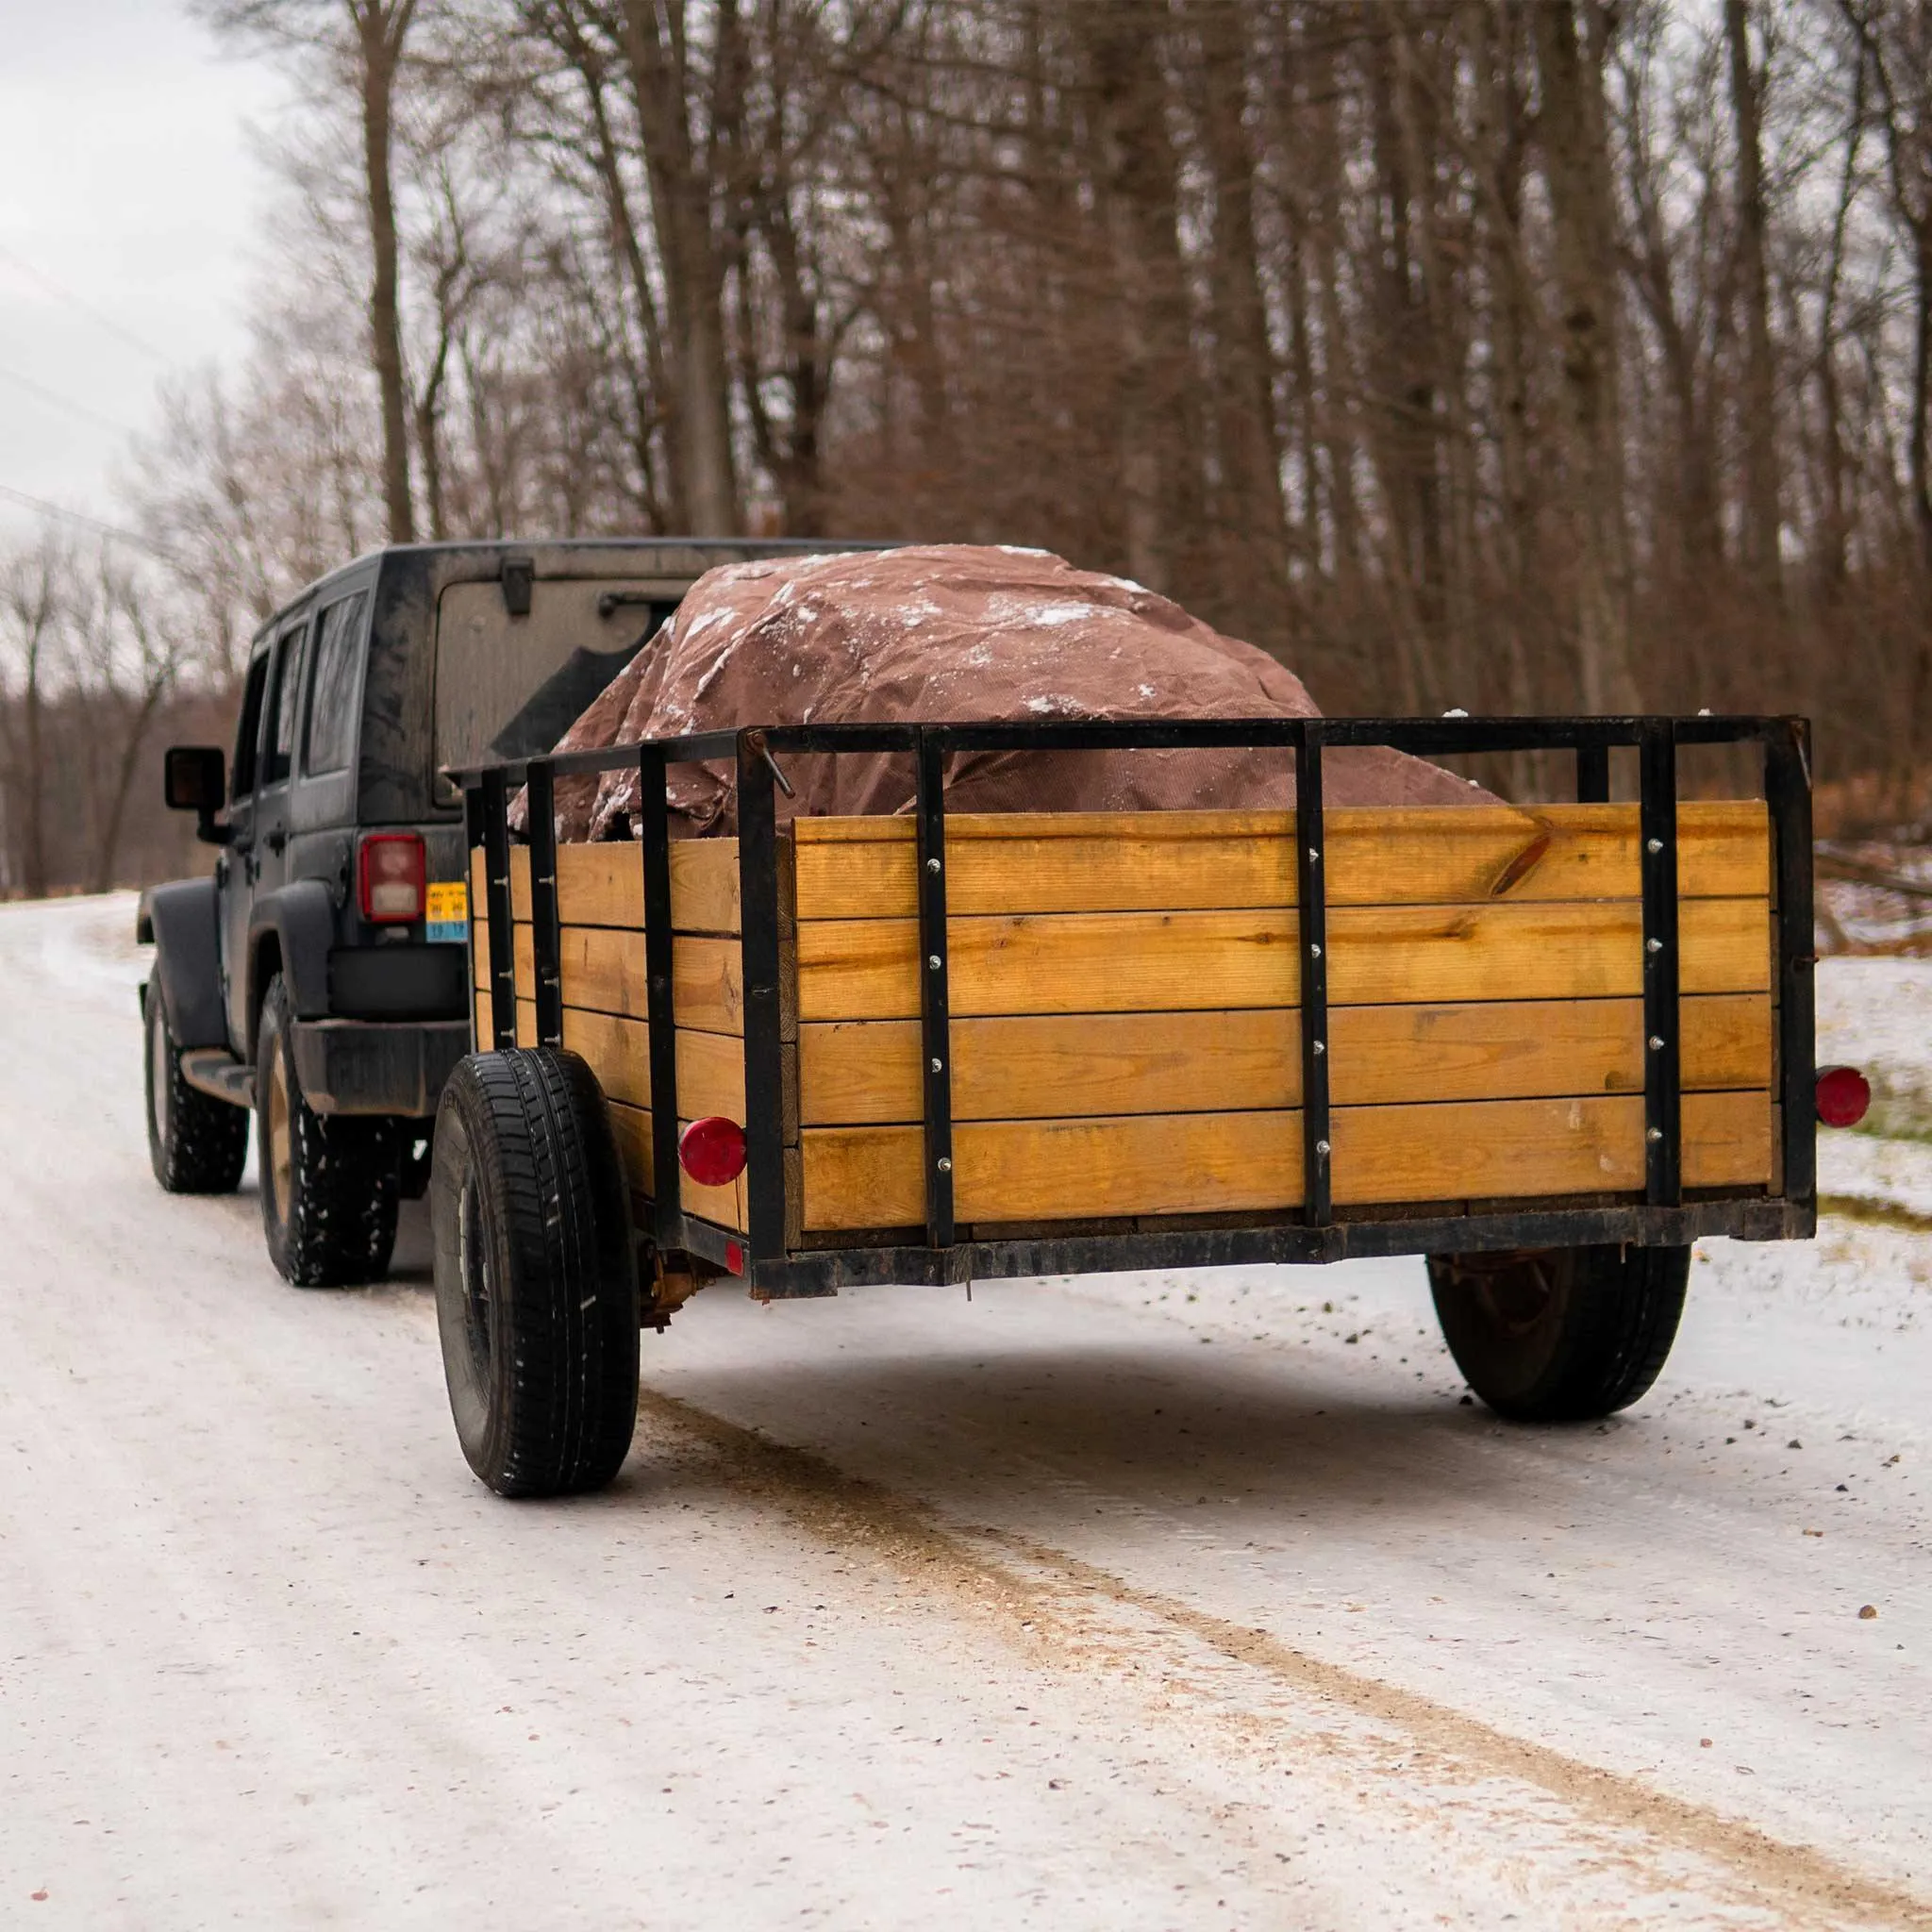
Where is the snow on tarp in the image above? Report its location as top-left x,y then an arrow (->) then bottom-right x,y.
541,543 -> 1490,841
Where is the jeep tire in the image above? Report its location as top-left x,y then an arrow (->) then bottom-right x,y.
256,973 -> 400,1287
430,1049 -> 640,1498
144,983 -> 248,1194
1427,1243 -> 1690,1422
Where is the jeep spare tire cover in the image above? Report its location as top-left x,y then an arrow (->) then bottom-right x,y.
536,542 -> 1492,841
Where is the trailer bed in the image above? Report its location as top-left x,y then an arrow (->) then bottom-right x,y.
471,786 -> 1790,1265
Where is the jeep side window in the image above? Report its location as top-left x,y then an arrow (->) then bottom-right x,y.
261,621 -> 309,787
230,652 -> 271,800
303,591 -> 367,775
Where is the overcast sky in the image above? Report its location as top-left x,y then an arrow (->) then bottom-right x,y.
0,2 -> 287,547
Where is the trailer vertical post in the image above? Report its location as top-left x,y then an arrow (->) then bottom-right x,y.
914,728 -> 957,1249
479,767 -> 516,1050
1767,718 -> 1816,1209
1576,743 -> 1610,803
1294,723 -> 1333,1227
462,782 -> 487,1051
525,759 -> 563,1049
1639,722 -> 1682,1206
736,735 -> 788,1266
637,741 -> 684,1249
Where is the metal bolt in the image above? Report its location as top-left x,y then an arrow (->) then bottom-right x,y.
1646,937 -> 1663,953
1309,941 -> 1323,958
936,1156 -> 952,1173
1646,1127 -> 1663,1143
1314,1139 -> 1331,1158
1648,1036 -> 1666,1051
928,954 -> 942,971
1312,1040 -> 1325,1056
930,1057 -> 943,1073
1646,837 -> 1663,854
926,857 -> 941,873
1307,847 -> 1321,863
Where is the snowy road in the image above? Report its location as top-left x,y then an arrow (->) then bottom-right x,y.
2,893 -> 1928,1929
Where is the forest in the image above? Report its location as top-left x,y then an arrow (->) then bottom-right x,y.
4,0 -> 1930,892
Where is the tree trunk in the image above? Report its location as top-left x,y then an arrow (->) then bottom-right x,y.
1192,0 -> 1288,625
619,0 -> 741,536
353,0 -> 418,544
1074,0 -> 1197,596
1532,0 -> 1638,712
1471,0 -> 1538,722
1725,0 -> 1782,598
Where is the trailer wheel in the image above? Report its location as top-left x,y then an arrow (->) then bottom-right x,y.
256,974 -> 399,1287
430,1049 -> 640,1498
143,983 -> 247,1194
1426,1243 -> 1690,1422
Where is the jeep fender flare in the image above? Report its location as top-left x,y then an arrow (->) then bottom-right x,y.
248,879 -> 338,1028
137,879 -> 229,1051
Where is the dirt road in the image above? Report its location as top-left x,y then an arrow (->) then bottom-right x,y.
2,894 -> 1927,1928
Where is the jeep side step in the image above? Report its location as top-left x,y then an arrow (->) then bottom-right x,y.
179,1049 -> 255,1109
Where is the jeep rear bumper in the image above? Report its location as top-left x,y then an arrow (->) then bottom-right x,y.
290,1019 -> 471,1118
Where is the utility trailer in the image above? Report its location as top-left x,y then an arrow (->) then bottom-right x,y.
436,713 -> 1844,1499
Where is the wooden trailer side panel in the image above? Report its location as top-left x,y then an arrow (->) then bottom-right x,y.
789,804 -> 1776,1235
472,843 -> 755,1233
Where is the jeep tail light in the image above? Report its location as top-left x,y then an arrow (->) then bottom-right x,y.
1816,1065 -> 1871,1129
679,1116 -> 747,1188
358,832 -> 425,923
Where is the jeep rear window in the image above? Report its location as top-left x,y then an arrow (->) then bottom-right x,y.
305,591 -> 367,775
262,621 -> 308,786
433,578 -> 683,778
230,652 -> 270,799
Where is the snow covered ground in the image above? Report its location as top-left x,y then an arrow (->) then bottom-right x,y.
1,893 -> 1927,1929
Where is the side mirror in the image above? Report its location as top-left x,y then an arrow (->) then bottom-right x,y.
164,745 -> 230,845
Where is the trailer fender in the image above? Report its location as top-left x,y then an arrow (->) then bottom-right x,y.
248,878 -> 339,1024
137,878 -> 229,1050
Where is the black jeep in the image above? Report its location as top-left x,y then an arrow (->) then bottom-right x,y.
139,538 -> 840,1286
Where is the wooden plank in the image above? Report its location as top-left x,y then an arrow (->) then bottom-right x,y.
804,1008 -> 1299,1124
792,802 -> 1771,919
504,840 -> 741,932
606,1100 -> 746,1231
796,993 -> 1772,1125
797,1089 -> 1773,1231
498,923 -> 745,1035
545,1006 -> 746,1120
1331,1090 -> 1772,1206
1327,992 -> 1769,1102
794,896 -> 1769,1022
802,1109 -> 1306,1229
1328,896 -> 1769,1004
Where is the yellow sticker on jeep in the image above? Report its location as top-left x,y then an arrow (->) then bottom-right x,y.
425,880 -> 469,944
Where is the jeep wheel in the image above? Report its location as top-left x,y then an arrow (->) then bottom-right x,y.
143,984 -> 247,1194
1427,1244 -> 1690,1422
430,1049 -> 639,1498
256,973 -> 399,1287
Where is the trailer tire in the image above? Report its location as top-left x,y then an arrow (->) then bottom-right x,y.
1426,1243 -> 1690,1422
257,974 -> 399,1286
144,983 -> 247,1194
430,1049 -> 640,1498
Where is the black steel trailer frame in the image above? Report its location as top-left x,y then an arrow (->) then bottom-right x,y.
454,713 -> 1816,1299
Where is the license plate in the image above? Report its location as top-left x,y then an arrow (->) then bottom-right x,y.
425,880 -> 469,944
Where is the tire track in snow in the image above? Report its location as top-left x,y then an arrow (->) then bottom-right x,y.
636,1386 -> 1932,1929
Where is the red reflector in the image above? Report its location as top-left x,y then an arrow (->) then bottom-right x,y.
679,1116 -> 747,1188
358,833 -> 425,923
1816,1065 -> 1871,1128
725,1240 -> 745,1275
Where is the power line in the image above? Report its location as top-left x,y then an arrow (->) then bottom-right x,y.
0,240 -> 174,364
0,362 -> 140,438
0,481 -> 180,562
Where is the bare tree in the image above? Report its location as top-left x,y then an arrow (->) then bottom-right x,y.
194,0 -> 425,541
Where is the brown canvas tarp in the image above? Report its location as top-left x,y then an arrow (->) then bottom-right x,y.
541,544 -> 1488,840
